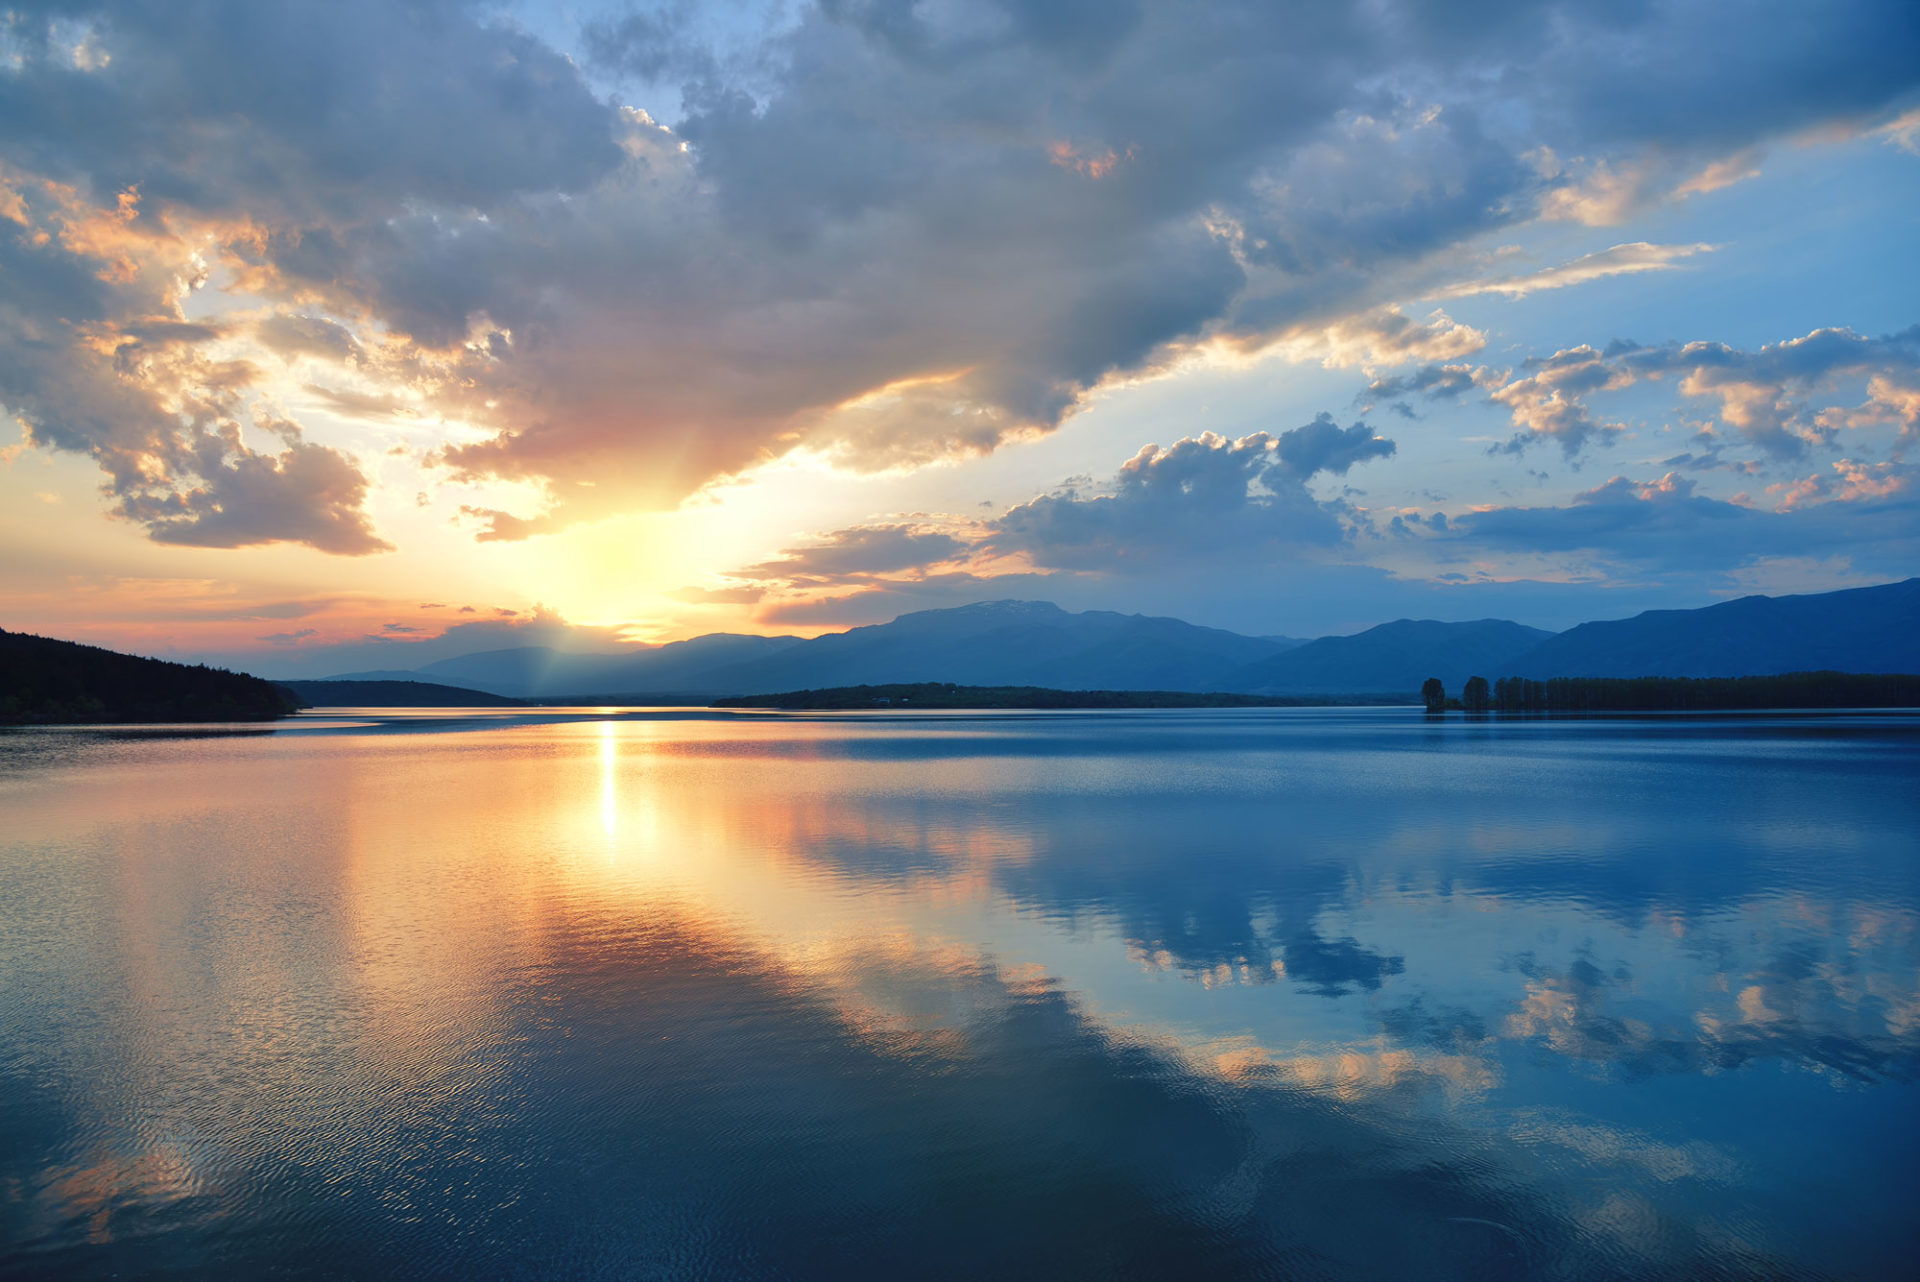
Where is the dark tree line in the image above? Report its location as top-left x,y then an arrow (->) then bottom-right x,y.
1486,671 -> 1920,713
1,629 -> 304,724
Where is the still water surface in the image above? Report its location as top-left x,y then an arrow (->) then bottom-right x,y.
2,708 -> 1917,1279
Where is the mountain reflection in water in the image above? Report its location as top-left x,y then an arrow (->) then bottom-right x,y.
1,709 -> 1916,1279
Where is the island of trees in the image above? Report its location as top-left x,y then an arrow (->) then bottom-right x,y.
1,629 -> 304,724
1417,671 -> 1920,714
714,683 -> 1407,710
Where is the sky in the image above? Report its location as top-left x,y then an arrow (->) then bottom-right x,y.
1,0 -> 1917,674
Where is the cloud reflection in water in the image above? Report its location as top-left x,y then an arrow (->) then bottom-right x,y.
0,709 -> 1916,1277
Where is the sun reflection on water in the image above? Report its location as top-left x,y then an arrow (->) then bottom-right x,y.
599,719 -> 618,842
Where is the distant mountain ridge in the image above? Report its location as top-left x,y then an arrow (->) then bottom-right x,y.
689,601 -> 1301,695
329,632 -> 805,697
1229,619 -> 1555,694
295,578 -> 1920,698
1508,578 -> 1920,679
321,601 -> 1308,698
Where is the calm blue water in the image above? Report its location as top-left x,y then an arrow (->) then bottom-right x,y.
1,708 -> 1917,1279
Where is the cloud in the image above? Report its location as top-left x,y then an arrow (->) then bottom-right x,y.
1439,242 -> 1715,299
1,0 -> 1916,544
1442,466 -> 1920,573
1359,363 -> 1485,406
1875,106 -> 1920,154
708,413 -> 1397,624
582,6 -> 722,86
1491,325 -> 1920,458
302,384 -> 418,421
1533,154 -> 1761,225
256,315 -> 362,364
256,627 -> 317,646
1250,307 -> 1488,370
0,1 -> 620,222
739,523 -> 972,585
118,434 -> 391,555
0,165 -> 391,552
1490,346 -> 1633,456
0,0 -> 615,554
987,418 -> 1392,572
1273,412 -> 1397,477
1772,458 -> 1915,510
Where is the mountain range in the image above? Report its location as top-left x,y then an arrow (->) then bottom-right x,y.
1510,578 -> 1920,679
300,578 -> 1920,699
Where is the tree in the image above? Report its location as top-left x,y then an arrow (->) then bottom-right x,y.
1462,676 -> 1490,713
1421,677 -> 1446,714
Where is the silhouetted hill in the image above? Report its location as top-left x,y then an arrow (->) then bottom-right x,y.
326,633 -> 804,697
692,601 -> 1303,694
1229,619 -> 1556,694
276,679 -> 524,707
1508,578 -> 1920,678
301,579 -> 1919,699
713,683 -> 1395,709
346,601 -> 1303,697
1,629 -> 303,724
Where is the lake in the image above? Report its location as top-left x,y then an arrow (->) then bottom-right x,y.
2,708 -> 1917,1279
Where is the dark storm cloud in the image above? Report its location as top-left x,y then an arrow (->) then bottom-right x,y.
0,0 -> 621,221
1,0 -> 1917,547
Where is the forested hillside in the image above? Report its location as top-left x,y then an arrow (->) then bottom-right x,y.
1,630 -> 303,724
